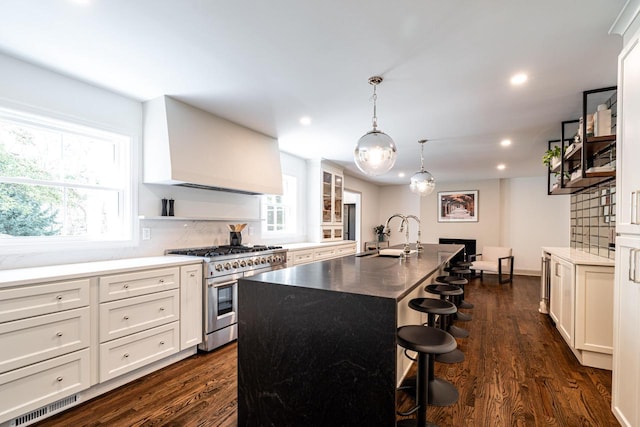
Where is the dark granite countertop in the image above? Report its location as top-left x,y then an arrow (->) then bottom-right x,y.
243,243 -> 463,301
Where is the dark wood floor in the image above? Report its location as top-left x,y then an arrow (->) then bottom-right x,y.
35,275 -> 619,426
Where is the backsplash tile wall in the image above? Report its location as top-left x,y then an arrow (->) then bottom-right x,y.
570,180 -> 616,259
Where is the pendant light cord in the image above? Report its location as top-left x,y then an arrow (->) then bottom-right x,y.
371,83 -> 378,131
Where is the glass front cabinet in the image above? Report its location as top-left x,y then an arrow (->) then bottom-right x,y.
308,159 -> 344,242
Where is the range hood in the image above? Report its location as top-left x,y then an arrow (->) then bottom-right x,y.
143,95 -> 282,195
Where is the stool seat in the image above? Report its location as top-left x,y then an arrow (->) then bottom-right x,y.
409,298 -> 456,315
397,325 -> 457,355
452,269 -> 472,275
452,261 -> 473,267
425,284 -> 463,296
435,275 -> 467,286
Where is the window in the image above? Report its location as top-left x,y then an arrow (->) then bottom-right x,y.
261,174 -> 296,235
0,107 -> 132,245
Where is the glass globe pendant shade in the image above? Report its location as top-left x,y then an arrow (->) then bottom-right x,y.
410,169 -> 436,196
354,130 -> 397,176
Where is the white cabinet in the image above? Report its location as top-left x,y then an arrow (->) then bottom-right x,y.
0,279 -> 91,424
612,237 -> 640,427
180,263 -> 202,350
612,6 -> 640,425
616,25 -> 640,235
308,160 -> 344,242
287,242 -> 357,266
549,255 -> 574,346
546,251 -> 613,369
98,267 -> 182,382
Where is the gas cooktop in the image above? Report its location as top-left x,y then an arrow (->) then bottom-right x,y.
166,245 -> 283,258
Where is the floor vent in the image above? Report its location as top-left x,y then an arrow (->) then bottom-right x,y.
10,394 -> 79,427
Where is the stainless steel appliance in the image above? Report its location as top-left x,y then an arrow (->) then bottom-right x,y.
540,252 -> 551,314
166,245 -> 287,351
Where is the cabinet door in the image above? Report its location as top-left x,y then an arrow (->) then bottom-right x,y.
180,264 -> 203,350
322,171 -> 332,223
549,256 -> 562,324
617,33 -> 640,234
558,257 -> 574,347
574,265 -> 614,354
333,173 -> 343,224
612,237 -> 640,427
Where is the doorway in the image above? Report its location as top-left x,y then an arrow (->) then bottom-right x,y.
343,190 -> 361,250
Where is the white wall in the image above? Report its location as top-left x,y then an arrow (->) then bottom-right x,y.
0,53 -> 300,270
379,186 -> 421,246
501,176 -> 570,273
413,177 -> 569,274
343,173 -> 381,251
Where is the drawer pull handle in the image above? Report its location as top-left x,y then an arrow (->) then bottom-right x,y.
56,332 -> 63,337
124,316 -> 129,320
124,353 -> 129,358
159,307 -> 165,311
56,377 -> 63,382
190,273 -> 195,277
56,295 -> 63,300
123,284 -> 129,289
160,341 -> 165,345
159,279 -> 165,283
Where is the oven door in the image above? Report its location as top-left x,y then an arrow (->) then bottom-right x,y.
205,274 -> 239,334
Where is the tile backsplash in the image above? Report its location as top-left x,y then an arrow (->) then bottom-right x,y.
570,180 -> 616,259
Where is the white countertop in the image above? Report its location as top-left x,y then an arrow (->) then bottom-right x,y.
0,256 -> 202,288
542,247 -> 615,266
281,241 -> 356,251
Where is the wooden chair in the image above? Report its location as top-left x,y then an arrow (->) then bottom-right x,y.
469,246 -> 514,284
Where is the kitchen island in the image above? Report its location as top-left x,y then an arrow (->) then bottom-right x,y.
237,243 -> 463,426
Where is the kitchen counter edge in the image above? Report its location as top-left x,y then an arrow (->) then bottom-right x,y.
0,256 -> 202,288
542,247 -> 615,266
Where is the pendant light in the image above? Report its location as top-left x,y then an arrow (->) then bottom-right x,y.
410,139 -> 436,196
354,76 -> 397,176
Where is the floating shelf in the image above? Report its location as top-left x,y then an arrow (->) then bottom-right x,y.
139,216 -> 262,222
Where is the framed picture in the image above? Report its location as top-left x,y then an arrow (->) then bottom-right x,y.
438,190 -> 479,222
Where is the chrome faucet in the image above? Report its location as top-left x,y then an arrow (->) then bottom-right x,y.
385,213 -> 411,254
405,215 -> 423,252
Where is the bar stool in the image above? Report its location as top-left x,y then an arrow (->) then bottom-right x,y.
409,297 -> 464,367
434,276 -> 473,319
424,284 -> 469,338
435,275 -> 474,310
396,325 -> 457,427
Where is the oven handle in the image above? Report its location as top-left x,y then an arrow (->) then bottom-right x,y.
207,279 -> 238,288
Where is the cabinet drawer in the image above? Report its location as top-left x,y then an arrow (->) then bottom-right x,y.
99,267 -> 179,302
314,247 -> 336,261
99,290 -> 179,342
292,250 -> 314,265
336,244 -> 356,256
0,279 -> 89,323
99,322 -> 179,382
0,349 -> 89,423
0,307 -> 90,374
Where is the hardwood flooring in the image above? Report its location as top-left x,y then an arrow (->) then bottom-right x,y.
35,275 -> 619,427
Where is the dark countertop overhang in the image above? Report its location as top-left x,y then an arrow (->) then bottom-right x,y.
243,243 -> 463,301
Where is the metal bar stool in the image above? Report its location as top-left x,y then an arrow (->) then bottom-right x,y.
396,325 -> 457,427
424,284 -> 469,338
434,276 -> 473,320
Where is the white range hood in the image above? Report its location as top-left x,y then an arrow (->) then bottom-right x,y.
143,95 -> 283,195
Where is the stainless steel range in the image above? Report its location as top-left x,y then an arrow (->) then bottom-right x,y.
166,245 -> 287,351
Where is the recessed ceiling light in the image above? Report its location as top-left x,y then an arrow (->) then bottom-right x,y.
299,116 -> 312,126
497,164 -> 506,170
510,73 -> 528,85
501,139 -> 512,147
398,172 -> 405,178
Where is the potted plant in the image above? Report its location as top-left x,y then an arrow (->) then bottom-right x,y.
373,225 -> 388,242
542,145 -> 563,171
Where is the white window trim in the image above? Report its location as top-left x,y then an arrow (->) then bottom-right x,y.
0,104 -> 138,255
261,174 -> 297,237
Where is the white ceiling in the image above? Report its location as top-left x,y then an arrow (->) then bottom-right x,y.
0,0 -> 624,185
